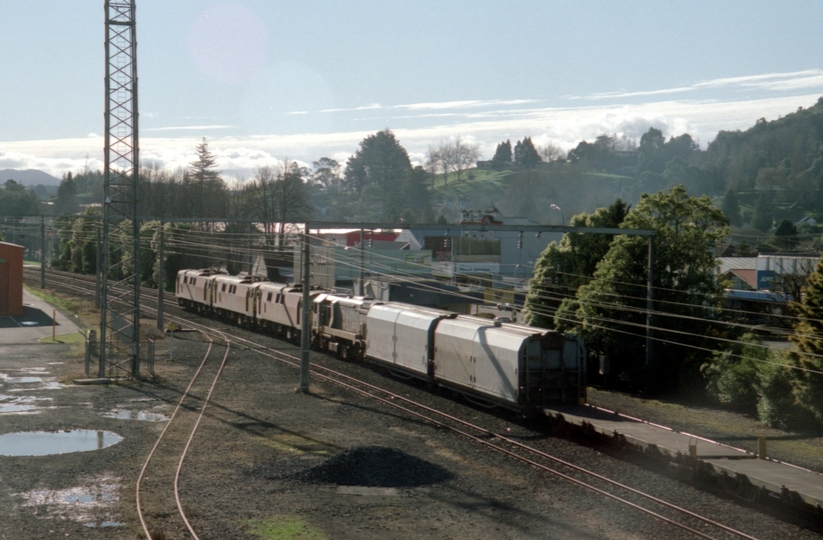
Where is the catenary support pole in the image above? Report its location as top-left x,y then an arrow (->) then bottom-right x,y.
359,228 -> 364,294
95,225 -> 101,308
40,215 -> 45,289
299,229 -> 311,392
645,237 -> 654,366
157,220 -> 164,331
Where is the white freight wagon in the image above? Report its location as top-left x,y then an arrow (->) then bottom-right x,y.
365,302 -> 456,378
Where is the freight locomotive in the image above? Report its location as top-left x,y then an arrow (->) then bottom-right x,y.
176,269 -> 586,413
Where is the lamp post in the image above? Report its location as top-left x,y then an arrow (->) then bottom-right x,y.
550,204 -> 564,225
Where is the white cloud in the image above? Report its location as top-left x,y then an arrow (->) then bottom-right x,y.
142,125 -> 236,132
309,98 -> 538,116
2,93 -> 820,179
692,69 -> 822,88
576,69 -> 823,101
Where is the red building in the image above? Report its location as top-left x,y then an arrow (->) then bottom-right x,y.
0,242 -> 23,316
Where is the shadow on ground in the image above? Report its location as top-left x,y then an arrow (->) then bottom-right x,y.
0,306 -> 59,329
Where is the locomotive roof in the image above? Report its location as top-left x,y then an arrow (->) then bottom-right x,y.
373,301 -> 455,318
180,268 -> 227,276
314,293 -> 380,308
256,281 -> 291,290
452,314 -> 549,338
213,274 -> 260,285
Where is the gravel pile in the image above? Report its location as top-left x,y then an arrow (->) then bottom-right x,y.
298,445 -> 454,487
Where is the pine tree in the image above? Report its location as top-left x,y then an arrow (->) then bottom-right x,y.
491,140 -> 512,163
187,138 -> 228,223
514,137 -> 541,166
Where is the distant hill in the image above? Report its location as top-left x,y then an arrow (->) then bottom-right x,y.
0,169 -> 61,186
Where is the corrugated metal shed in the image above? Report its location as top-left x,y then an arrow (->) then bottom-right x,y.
0,242 -> 24,316
717,257 -> 758,274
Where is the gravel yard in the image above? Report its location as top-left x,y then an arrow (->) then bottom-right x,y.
1,296 -> 821,538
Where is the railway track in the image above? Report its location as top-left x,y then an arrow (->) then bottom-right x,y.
136,328 -> 231,540
25,266 -> 768,539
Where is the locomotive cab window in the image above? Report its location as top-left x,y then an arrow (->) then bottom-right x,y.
222,283 -> 227,292
267,292 -> 273,302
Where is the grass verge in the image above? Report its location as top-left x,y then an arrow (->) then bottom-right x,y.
24,284 -> 100,330
245,516 -> 327,540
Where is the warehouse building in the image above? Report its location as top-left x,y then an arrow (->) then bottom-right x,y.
0,242 -> 24,316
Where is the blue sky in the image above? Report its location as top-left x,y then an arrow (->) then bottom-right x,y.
2,1 -> 823,179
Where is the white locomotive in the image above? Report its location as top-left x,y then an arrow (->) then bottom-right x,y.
176,269 -> 586,413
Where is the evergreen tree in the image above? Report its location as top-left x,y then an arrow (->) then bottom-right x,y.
774,219 -> 799,250
720,189 -> 742,227
491,140 -> 512,164
0,179 -> 40,217
514,137 -> 541,166
751,195 -> 773,232
344,130 -> 413,220
788,260 -> 823,425
524,199 -> 630,328
637,127 -> 666,174
188,138 -> 228,222
55,172 -> 79,215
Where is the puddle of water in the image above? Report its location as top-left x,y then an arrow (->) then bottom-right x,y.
337,486 -> 399,496
21,321 -> 38,326
102,409 -> 168,422
6,377 -> 43,384
61,492 -> 116,504
18,476 -> 120,524
6,381 -> 65,392
85,521 -> 123,528
0,430 -> 123,456
0,394 -> 53,415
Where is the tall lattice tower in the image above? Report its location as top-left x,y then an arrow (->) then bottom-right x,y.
100,0 -> 141,378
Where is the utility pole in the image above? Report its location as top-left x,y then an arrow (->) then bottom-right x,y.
645,237 -> 654,366
157,220 -> 164,331
40,216 -> 45,289
247,221 -> 252,274
95,225 -> 101,308
359,228 -> 364,295
299,229 -> 311,392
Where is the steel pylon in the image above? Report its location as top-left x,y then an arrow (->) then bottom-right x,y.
100,0 -> 141,378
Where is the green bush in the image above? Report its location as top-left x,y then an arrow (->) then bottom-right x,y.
756,354 -> 814,429
701,334 -> 762,413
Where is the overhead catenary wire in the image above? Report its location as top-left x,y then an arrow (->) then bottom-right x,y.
49,221 -> 823,380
